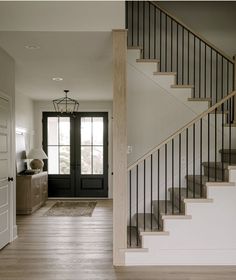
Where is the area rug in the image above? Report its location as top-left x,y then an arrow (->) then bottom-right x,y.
44,201 -> 97,217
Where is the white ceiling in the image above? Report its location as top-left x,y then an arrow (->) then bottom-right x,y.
0,31 -> 113,101
0,1 -> 125,101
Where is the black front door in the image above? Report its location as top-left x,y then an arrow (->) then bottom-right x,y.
43,112 -> 108,197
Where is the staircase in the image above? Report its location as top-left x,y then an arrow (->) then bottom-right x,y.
125,1 -> 236,265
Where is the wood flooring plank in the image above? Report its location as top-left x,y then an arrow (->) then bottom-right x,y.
0,199 -> 236,279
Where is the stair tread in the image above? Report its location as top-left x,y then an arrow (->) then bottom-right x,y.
136,58 -> 160,63
127,46 -> 143,50
225,123 -> 236,127
169,187 -> 202,199
202,161 -> 229,169
153,71 -> 177,75
153,200 -> 182,215
133,213 -> 159,231
219,149 -> 236,154
171,84 -> 194,88
186,175 -> 223,185
188,97 -> 211,101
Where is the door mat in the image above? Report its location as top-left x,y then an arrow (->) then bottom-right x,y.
43,201 -> 97,217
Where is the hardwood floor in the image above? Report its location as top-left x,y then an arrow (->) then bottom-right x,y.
0,199 -> 236,279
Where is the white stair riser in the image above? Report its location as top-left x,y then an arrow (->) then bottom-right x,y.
152,75 -> 176,89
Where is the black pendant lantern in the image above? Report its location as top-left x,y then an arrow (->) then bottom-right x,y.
53,90 -> 79,114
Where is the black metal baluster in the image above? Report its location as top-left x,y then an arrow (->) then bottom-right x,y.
171,19 -> 173,71
221,102 -> 225,181
199,40 -> 201,98
143,1 -> 145,57
150,154 -> 153,230
148,2 -> 151,59
129,170 -> 132,247
131,1 -> 134,46
157,150 -> 160,229
187,32 -> 190,84
229,98 -> 232,164
137,1 -> 140,47
232,65 -> 234,120
204,44 -> 207,98
210,49 -> 213,104
226,61 -> 229,121
207,114 -> 210,181
136,165 -> 139,247
160,11 -> 162,71
214,108 -> 217,181
172,139 -> 174,214
154,5 -> 156,59
186,128 -> 189,198
200,119 -> 203,197
216,53 -> 218,103
176,24 -> 179,84
165,144 -> 167,213
232,64 -> 234,120
221,57 -> 224,99
193,37 -> 196,98
182,27 -> 184,84
193,123 -> 196,198
165,14 -> 167,71
144,159 -> 146,231
179,134 -> 181,212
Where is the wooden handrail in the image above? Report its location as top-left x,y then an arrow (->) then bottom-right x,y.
149,1 -> 234,64
128,90 -> 236,171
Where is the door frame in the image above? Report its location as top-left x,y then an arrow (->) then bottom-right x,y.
0,90 -> 16,244
42,109 -> 111,198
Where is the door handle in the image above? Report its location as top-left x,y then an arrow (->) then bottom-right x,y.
8,177 -> 14,182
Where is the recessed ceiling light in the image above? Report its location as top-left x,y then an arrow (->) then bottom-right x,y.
52,77 -> 63,81
24,45 -> 40,50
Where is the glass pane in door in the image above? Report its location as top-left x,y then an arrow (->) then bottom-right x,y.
80,117 -> 104,175
59,146 -> 70,174
48,146 -> 59,174
93,117 -> 103,145
47,117 -> 70,175
93,146 -> 103,174
81,117 -> 92,145
81,146 -> 92,174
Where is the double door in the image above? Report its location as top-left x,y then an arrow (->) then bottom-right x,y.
43,112 -> 108,197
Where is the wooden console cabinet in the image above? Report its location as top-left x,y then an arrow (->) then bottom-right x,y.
16,172 -> 48,214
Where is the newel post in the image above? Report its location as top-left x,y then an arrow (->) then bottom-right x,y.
112,29 -> 128,266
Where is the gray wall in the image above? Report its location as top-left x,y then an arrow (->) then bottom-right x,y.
158,1 -> 236,57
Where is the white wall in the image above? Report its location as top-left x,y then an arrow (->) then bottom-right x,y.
34,100 -> 113,198
0,1 -> 125,32
0,46 -> 16,240
127,62 -> 202,165
158,1 -> 236,57
15,91 -> 35,155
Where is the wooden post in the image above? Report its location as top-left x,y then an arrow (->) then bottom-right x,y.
112,29 -> 127,266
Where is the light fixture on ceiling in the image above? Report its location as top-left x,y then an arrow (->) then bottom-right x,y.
24,45 -> 40,50
53,90 -> 79,114
52,77 -> 63,81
